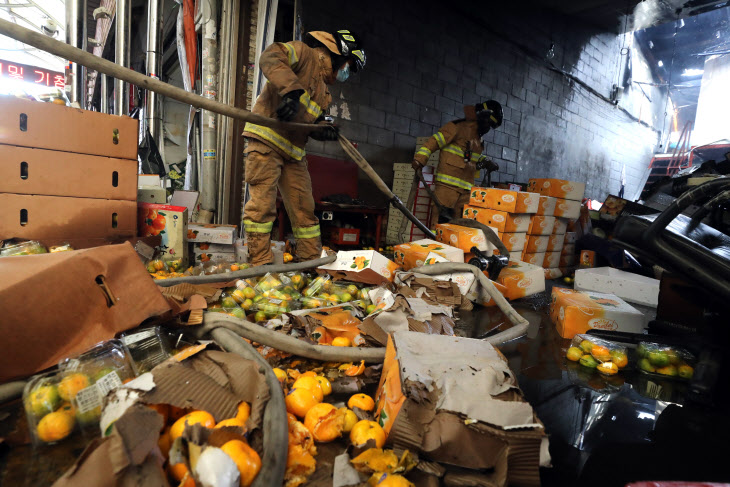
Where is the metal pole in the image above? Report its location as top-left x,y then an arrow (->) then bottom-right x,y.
145,0 -> 163,144
115,0 -> 131,115
100,72 -> 108,113
64,0 -> 86,108
200,0 -> 219,213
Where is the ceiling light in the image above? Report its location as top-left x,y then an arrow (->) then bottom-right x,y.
658,60 -> 663,67
681,69 -> 704,76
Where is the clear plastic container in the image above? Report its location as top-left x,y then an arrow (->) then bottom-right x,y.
253,297 -> 300,318
254,272 -> 288,294
565,334 -> 629,376
119,327 -> 171,374
48,243 -> 74,253
1,240 -> 48,257
58,340 -> 137,429
303,274 -> 331,297
635,341 -> 695,381
23,371 -> 79,446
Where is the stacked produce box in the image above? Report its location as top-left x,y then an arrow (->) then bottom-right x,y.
461,186 -> 539,259
526,178 -> 586,279
0,96 -> 139,248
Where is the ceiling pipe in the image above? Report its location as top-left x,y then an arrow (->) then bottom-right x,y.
145,0 -> 164,145
115,0 -> 131,115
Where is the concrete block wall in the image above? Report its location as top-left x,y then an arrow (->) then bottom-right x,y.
299,0 -> 662,205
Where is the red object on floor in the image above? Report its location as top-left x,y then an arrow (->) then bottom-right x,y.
330,227 -> 360,245
627,483 -> 730,487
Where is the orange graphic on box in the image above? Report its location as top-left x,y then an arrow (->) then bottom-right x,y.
462,205 -> 530,233
468,187 -> 539,213
550,288 -> 642,338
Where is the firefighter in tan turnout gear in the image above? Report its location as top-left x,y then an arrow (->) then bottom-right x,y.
242,30 -> 366,265
412,100 -> 503,229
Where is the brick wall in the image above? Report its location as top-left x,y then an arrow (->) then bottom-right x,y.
300,0 -> 662,204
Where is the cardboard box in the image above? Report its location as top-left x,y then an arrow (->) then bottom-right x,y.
194,242 -> 234,253
192,250 -> 237,263
187,223 -> 237,245
137,186 -> 167,204
496,260 -> 546,300
579,250 -> 596,267
521,251 -> 546,267
468,187 -> 539,213
0,243 -> 170,382
536,196 -> 557,216
562,243 -> 576,255
524,235 -> 549,254
374,332 -> 547,486
526,178 -> 586,201
59,348 -> 269,487
137,203 -> 188,263
543,251 -> 561,268
559,254 -> 576,267
547,233 -> 565,252
318,249 -> 400,285
393,239 -> 464,270
544,267 -> 564,280
434,223 -> 496,253
500,232 -> 527,252
463,205 -> 531,233
0,145 -> 137,200
528,215 -> 556,236
0,193 -> 136,239
554,198 -> 581,219
564,231 -> 577,244
553,218 -> 568,235
575,267 -> 660,307
0,95 -> 138,160
550,288 -> 647,339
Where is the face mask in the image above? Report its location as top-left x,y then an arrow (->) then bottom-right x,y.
336,63 -> 350,82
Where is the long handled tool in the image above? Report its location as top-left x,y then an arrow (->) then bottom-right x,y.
0,17 -> 435,239
415,166 -> 454,223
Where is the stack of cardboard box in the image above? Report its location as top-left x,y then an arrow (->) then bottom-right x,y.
526,178 -> 585,278
187,223 -> 238,263
0,96 -> 139,248
461,186 -> 539,259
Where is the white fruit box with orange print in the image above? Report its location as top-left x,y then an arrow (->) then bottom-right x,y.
393,239 -> 464,271
468,187 -> 540,214
417,251 -> 479,298
543,251 -> 561,268
528,216 -> 556,236
546,234 -> 565,252
496,232 -> 526,253
526,178 -> 586,201
536,196 -> 557,216
462,205 -> 531,233
187,223 -> 237,245
434,223 -> 497,254
564,232 -> 577,244
524,235 -> 549,254
496,260 -> 546,300
318,250 -> 401,285
521,252 -> 546,267
373,332 -> 547,479
553,218 -> 568,235
550,288 -> 646,339
553,198 -> 581,219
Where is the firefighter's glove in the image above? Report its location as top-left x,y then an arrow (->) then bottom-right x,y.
310,123 -> 340,141
276,89 -> 304,121
476,158 -> 499,172
412,159 -> 424,171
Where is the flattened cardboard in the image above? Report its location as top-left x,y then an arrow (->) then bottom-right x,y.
0,95 -> 138,160
0,193 -> 136,240
318,249 -> 401,284
0,243 -> 170,382
0,145 -> 137,200
462,205 -> 531,233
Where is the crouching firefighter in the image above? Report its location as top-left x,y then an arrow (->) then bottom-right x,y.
412,100 -> 503,228
242,30 -> 366,265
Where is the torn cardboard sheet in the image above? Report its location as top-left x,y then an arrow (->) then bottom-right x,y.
0,243 -> 170,382
358,296 -> 455,346
374,332 -> 547,486
396,272 -> 463,309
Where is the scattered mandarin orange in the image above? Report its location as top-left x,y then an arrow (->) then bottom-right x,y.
169,410 -> 216,441
220,439 -> 262,487
348,393 -> 375,412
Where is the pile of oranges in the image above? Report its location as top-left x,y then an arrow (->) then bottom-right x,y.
151,401 -> 260,487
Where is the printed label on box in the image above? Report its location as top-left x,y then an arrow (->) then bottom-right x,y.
463,205 -> 530,233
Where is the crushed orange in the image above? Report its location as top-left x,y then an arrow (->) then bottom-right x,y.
332,337 -> 352,347
348,393 -> 375,412
285,388 -> 320,418
345,361 -> 366,376
304,403 -> 345,442
235,401 -> 251,423
169,410 -> 216,441
215,418 -> 247,429
220,439 -> 262,487
350,420 -> 386,448
158,427 -> 172,460
146,403 -> 170,425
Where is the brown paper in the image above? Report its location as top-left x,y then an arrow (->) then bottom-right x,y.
0,243 -> 170,382
398,274 -> 462,307
56,350 -> 269,486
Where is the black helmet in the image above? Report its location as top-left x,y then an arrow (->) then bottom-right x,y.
476,100 -> 503,129
334,29 -> 366,72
